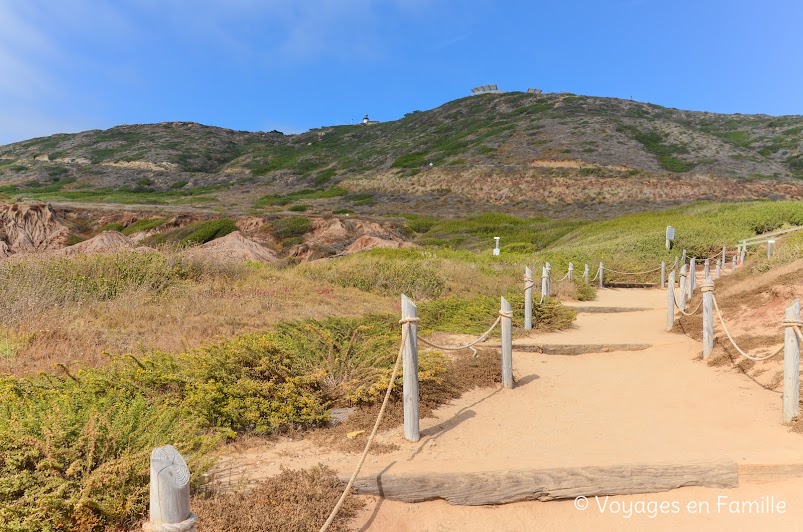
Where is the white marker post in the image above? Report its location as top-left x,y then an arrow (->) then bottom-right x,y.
768,240 -> 775,259
665,226 -> 675,251
493,236 -> 500,256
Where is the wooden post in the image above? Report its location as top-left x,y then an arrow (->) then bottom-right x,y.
715,261 -> 721,279
501,297 -> 513,389
524,267 -> 533,331
783,299 -> 801,423
732,255 -> 737,270
688,258 -> 696,300
660,261 -> 666,289
678,265 -> 687,313
545,262 -> 552,298
568,262 -> 574,282
768,240 -> 775,259
703,259 -> 710,279
598,262 -> 604,289
666,270 -> 676,332
740,246 -> 746,266
147,445 -> 196,531
681,249 -> 687,266
721,246 -> 727,269
401,294 -> 419,442
541,267 -> 547,300
702,277 -> 714,359
583,264 -> 589,285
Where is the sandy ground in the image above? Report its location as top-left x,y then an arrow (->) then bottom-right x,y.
213,286 -> 803,530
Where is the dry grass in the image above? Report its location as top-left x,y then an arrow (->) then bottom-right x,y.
192,465 -> 362,532
0,253 -> 393,376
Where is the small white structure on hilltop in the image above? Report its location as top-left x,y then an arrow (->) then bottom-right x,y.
362,114 -> 380,125
471,84 -> 501,95
527,88 -> 543,95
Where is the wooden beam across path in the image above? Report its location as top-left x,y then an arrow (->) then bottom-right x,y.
510,343 -> 652,355
351,462 -> 738,505
604,282 -> 657,289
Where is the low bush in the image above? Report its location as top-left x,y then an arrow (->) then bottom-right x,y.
144,218 -> 237,246
270,216 -> 312,240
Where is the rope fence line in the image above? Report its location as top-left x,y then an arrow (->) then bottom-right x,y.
417,315 -> 504,358
672,289 -> 703,316
711,295 -> 784,362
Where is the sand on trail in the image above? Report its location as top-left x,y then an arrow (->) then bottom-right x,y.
214,287 -> 803,530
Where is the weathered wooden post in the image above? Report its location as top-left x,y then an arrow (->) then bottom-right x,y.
145,445 -> 196,532
688,258 -> 696,300
678,265 -> 687,313
702,277 -> 714,359
703,258 -> 710,279
500,297 -> 513,389
545,262 -> 552,298
598,262 -> 604,289
732,255 -> 737,270
401,294 -> 419,442
783,299 -> 801,423
768,240 -> 775,259
524,267 -> 533,331
666,270 -> 676,332
583,263 -> 589,285
660,261 -> 666,289
681,249 -> 687,266
568,262 -> 574,282
540,266 -> 547,301
740,246 -> 746,266
716,261 -> 721,279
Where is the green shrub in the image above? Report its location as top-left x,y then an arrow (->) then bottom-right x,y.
98,222 -> 125,232
170,180 -> 189,189
120,217 -> 166,236
145,219 -> 237,246
271,216 -> 312,239
289,204 -> 309,212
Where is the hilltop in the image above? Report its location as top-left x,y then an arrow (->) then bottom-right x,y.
2,92 -> 803,218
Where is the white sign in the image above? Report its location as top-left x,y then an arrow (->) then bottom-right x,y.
666,226 -> 675,241
492,248 -> 500,256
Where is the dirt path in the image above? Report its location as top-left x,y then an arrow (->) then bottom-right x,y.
214,287 -> 803,530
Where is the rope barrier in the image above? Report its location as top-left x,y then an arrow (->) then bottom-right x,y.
712,295 -> 784,362
557,272 -> 569,282
320,323 -> 410,532
417,315 -> 503,357
672,289 -> 703,316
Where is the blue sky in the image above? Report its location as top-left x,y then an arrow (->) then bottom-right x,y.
1,0 -> 802,145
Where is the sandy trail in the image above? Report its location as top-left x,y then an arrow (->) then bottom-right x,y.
346,287 -> 803,530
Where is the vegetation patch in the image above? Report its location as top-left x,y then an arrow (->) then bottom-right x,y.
144,218 -> 237,246
270,216 -> 312,240
120,217 -> 167,236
